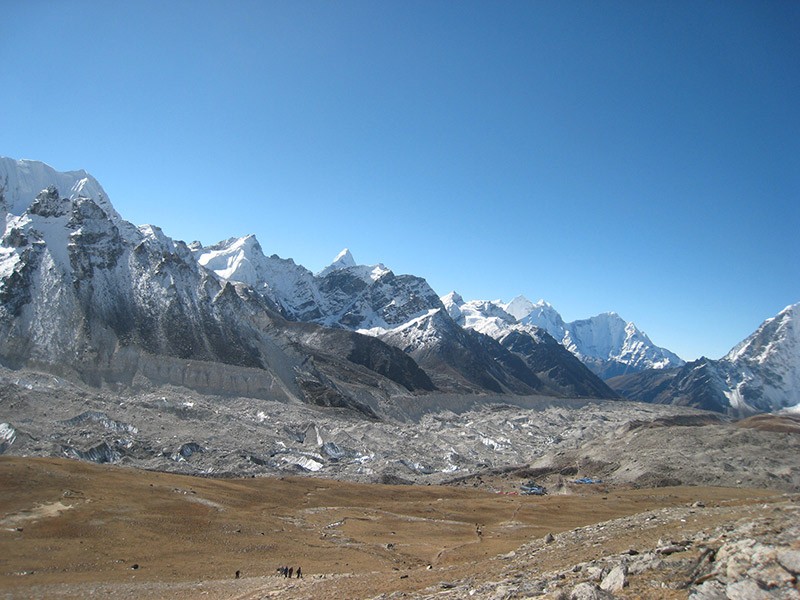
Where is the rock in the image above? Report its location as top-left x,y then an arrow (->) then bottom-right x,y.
544,532 -> 555,543
725,579 -> 774,600
585,566 -> 605,582
689,580 -> 726,599
755,564 -> 795,588
569,582 -> 615,600
777,549 -> 800,575
599,564 -> 627,592
657,543 -> 688,555
488,584 -> 512,600
692,500 -> 706,508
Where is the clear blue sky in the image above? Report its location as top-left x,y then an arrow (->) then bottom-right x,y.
2,1 -> 798,361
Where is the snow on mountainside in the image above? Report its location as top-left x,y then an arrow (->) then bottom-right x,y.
516,299 -> 567,336
195,241 -> 422,331
197,245 -> 551,395
608,303 -> 800,415
514,296 -> 684,378
442,293 -> 619,399
0,157 -> 116,218
191,235 -> 325,321
197,243 -> 615,398
722,303 -> 800,412
445,293 -> 682,379
0,158 -> 435,414
503,295 -> 538,321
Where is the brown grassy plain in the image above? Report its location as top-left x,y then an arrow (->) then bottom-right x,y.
0,456 -> 784,599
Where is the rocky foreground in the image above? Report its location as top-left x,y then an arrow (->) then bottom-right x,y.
398,494 -> 800,600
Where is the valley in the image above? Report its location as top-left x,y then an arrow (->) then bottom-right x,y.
1,157 -> 799,599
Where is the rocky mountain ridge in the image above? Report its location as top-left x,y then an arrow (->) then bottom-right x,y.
2,157 -> 797,416
609,302 -> 800,415
192,236 -> 617,399
0,158 -> 438,419
503,296 -> 686,378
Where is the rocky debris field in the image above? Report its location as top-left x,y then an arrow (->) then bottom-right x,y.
2,366 -> 800,495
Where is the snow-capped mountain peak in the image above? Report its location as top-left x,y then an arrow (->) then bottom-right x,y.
1,157 -> 119,222
316,248 -> 391,284
725,303 -> 799,365
519,300 -> 567,337
720,302 -> 800,412
442,292 -> 520,337
195,234 -> 264,284
441,291 -> 465,321
503,295 -> 536,321
318,248 -> 356,277
609,302 -> 800,414
470,296 -> 683,378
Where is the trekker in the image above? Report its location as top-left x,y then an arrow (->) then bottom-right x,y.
296,566 -> 302,578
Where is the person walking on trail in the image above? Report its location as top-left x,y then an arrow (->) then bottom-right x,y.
296,566 -> 302,579
288,566 -> 294,578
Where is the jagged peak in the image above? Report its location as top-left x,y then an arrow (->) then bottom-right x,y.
317,248 -> 358,277
441,291 -> 464,306
316,248 -> 392,283
724,300 -> 800,365
200,234 -> 262,254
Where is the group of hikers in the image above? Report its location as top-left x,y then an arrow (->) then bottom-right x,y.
234,565 -> 303,580
278,565 -> 302,579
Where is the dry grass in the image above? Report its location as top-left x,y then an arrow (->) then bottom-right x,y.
0,456 -> 782,599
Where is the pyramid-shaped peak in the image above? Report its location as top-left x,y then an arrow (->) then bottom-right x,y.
504,295 -> 536,320
331,248 -> 356,268
318,248 -> 358,277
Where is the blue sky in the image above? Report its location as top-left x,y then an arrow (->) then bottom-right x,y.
2,1 -> 798,361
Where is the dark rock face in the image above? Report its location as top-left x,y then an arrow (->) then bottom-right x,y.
29,186 -> 68,217
363,272 -> 445,328
344,332 -> 436,392
280,318 -> 436,395
608,358 -> 733,414
501,330 -> 619,399
314,268 -> 446,330
379,309 -> 544,395
581,357 -> 643,380
0,243 -> 43,321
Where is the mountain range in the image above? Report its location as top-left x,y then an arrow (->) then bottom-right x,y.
1,157 -> 797,415
609,302 -> 800,415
